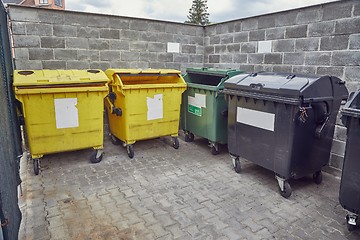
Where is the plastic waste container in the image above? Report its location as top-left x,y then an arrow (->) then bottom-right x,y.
222,72 -> 348,198
340,89 -> 360,231
14,69 -> 109,175
180,68 -> 244,154
105,69 -> 187,158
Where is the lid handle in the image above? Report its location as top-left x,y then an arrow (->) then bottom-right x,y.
250,83 -> 264,90
286,74 -> 296,79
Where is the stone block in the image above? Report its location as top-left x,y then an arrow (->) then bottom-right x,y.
316,67 -> 344,78
332,51 -> 360,66
216,23 -> 234,34
8,6 -> 39,22
121,51 -> 140,61
209,55 -> 220,63
308,21 -> 335,37
42,60 -> 66,69
335,18 -> 360,35
284,53 -> 305,65
322,1 -> 353,21
205,46 -> 214,55
15,60 -> 42,70
149,62 -> 166,69
215,45 -> 226,53
249,30 -> 265,41
227,44 -> 241,53
305,52 -> 331,65
129,42 -> 148,52
41,37 -> 65,48
234,32 -> 249,43
254,64 -> 273,72
174,35 -> 190,44
165,23 -> 182,34
258,15 -> 276,29
205,25 -> 216,36
121,30 -> 140,40
182,45 -> 197,54
109,17 -> 130,29
54,49 -> 78,60
62,12 -> 88,26
13,35 -> 40,48
242,18 -> 258,31
241,42 -> 257,53
29,48 -> 54,60
77,27 -> 100,38
331,139 -> 346,156
233,54 -> 247,63
14,48 -> 29,60
148,42 -> 166,52
87,14 -> 110,28
100,29 -> 120,39
158,53 -> 173,62
220,54 -> 232,63
12,22 -> 26,35
210,36 -> 220,45
100,51 -> 120,61
320,35 -> 349,51
264,53 -> 282,64
66,38 -> 89,49
355,1 -> 360,16
148,22 -> 166,32
234,22 -> 241,32
333,125 -> 347,142
78,50 -> 99,61
89,39 -> 109,50
285,25 -> 307,38
265,28 -> 285,40
109,40 -> 130,51
26,23 -> 52,36
296,8 -> 322,24
90,61 -> 110,71
140,52 -> 158,62
141,32 -> 160,42
38,10 -> 65,24
174,54 -> 189,63
130,20 -> 148,31
190,36 -> 204,45
295,38 -> 319,52
239,64 -> 255,72
272,39 -> 295,52
248,54 -> 264,64
349,34 -> 360,50
292,66 -> 316,75
344,66 -> 360,82
66,61 -> 90,70
273,65 -> 292,73
53,25 -> 77,37
275,11 -> 297,27
189,55 -> 203,63
329,153 -> 344,170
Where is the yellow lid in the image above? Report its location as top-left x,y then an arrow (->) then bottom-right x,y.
13,69 -> 109,86
105,68 -> 181,79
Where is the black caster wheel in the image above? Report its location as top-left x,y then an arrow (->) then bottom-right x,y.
110,134 -> 122,145
172,137 -> 179,149
211,145 -> 219,155
127,145 -> 134,159
233,158 -> 241,173
279,182 -> 292,199
33,158 -> 40,175
346,214 -> 357,231
184,132 -> 194,142
313,171 -> 322,185
90,151 -> 103,163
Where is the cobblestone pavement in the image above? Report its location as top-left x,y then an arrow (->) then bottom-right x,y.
19,134 -> 360,240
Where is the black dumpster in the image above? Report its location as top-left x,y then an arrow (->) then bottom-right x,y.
340,89 -> 360,231
223,72 -> 348,198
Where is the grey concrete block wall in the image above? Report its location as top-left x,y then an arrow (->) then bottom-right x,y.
8,5 -> 204,73
8,0 -> 360,171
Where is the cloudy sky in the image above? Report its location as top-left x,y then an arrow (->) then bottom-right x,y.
65,0 -> 337,23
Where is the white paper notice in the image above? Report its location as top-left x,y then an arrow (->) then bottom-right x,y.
195,93 -> 206,108
54,98 -> 79,129
236,107 -> 275,131
147,94 -> 163,120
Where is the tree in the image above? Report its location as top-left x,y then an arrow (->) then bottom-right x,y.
186,0 -> 210,25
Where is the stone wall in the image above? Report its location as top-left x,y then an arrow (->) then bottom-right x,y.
7,0 -> 360,170
8,5 -> 204,73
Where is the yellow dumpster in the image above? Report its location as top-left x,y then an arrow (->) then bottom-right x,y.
14,69 -> 109,175
105,69 -> 187,158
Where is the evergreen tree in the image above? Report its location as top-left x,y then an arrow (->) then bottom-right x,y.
186,0 -> 210,25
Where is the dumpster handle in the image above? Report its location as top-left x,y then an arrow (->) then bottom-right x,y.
105,95 -> 122,117
315,115 -> 330,139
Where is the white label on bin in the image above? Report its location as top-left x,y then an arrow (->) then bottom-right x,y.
188,94 -> 206,108
236,107 -> 275,131
147,94 -> 163,120
54,98 -> 79,129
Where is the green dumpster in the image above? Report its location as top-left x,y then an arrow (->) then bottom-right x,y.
180,68 -> 244,154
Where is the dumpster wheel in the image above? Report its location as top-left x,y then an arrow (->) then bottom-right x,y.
279,182 -> 292,199
312,171 -> 322,185
209,142 -> 219,155
346,214 -> 357,231
90,150 -> 103,164
33,158 -> 40,175
110,134 -> 122,145
184,132 -> 194,142
232,156 -> 241,173
172,137 -> 179,149
127,145 -> 134,159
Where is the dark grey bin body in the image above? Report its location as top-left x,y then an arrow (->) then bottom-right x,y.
340,90 -> 360,230
223,72 -> 348,197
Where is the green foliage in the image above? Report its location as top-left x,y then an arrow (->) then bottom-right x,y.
185,0 -> 210,25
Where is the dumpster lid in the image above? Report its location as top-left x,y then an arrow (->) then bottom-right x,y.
13,69 -> 109,86
342,90 -> 360,118
106,68 -> 181,77
186,67 -> 242,77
